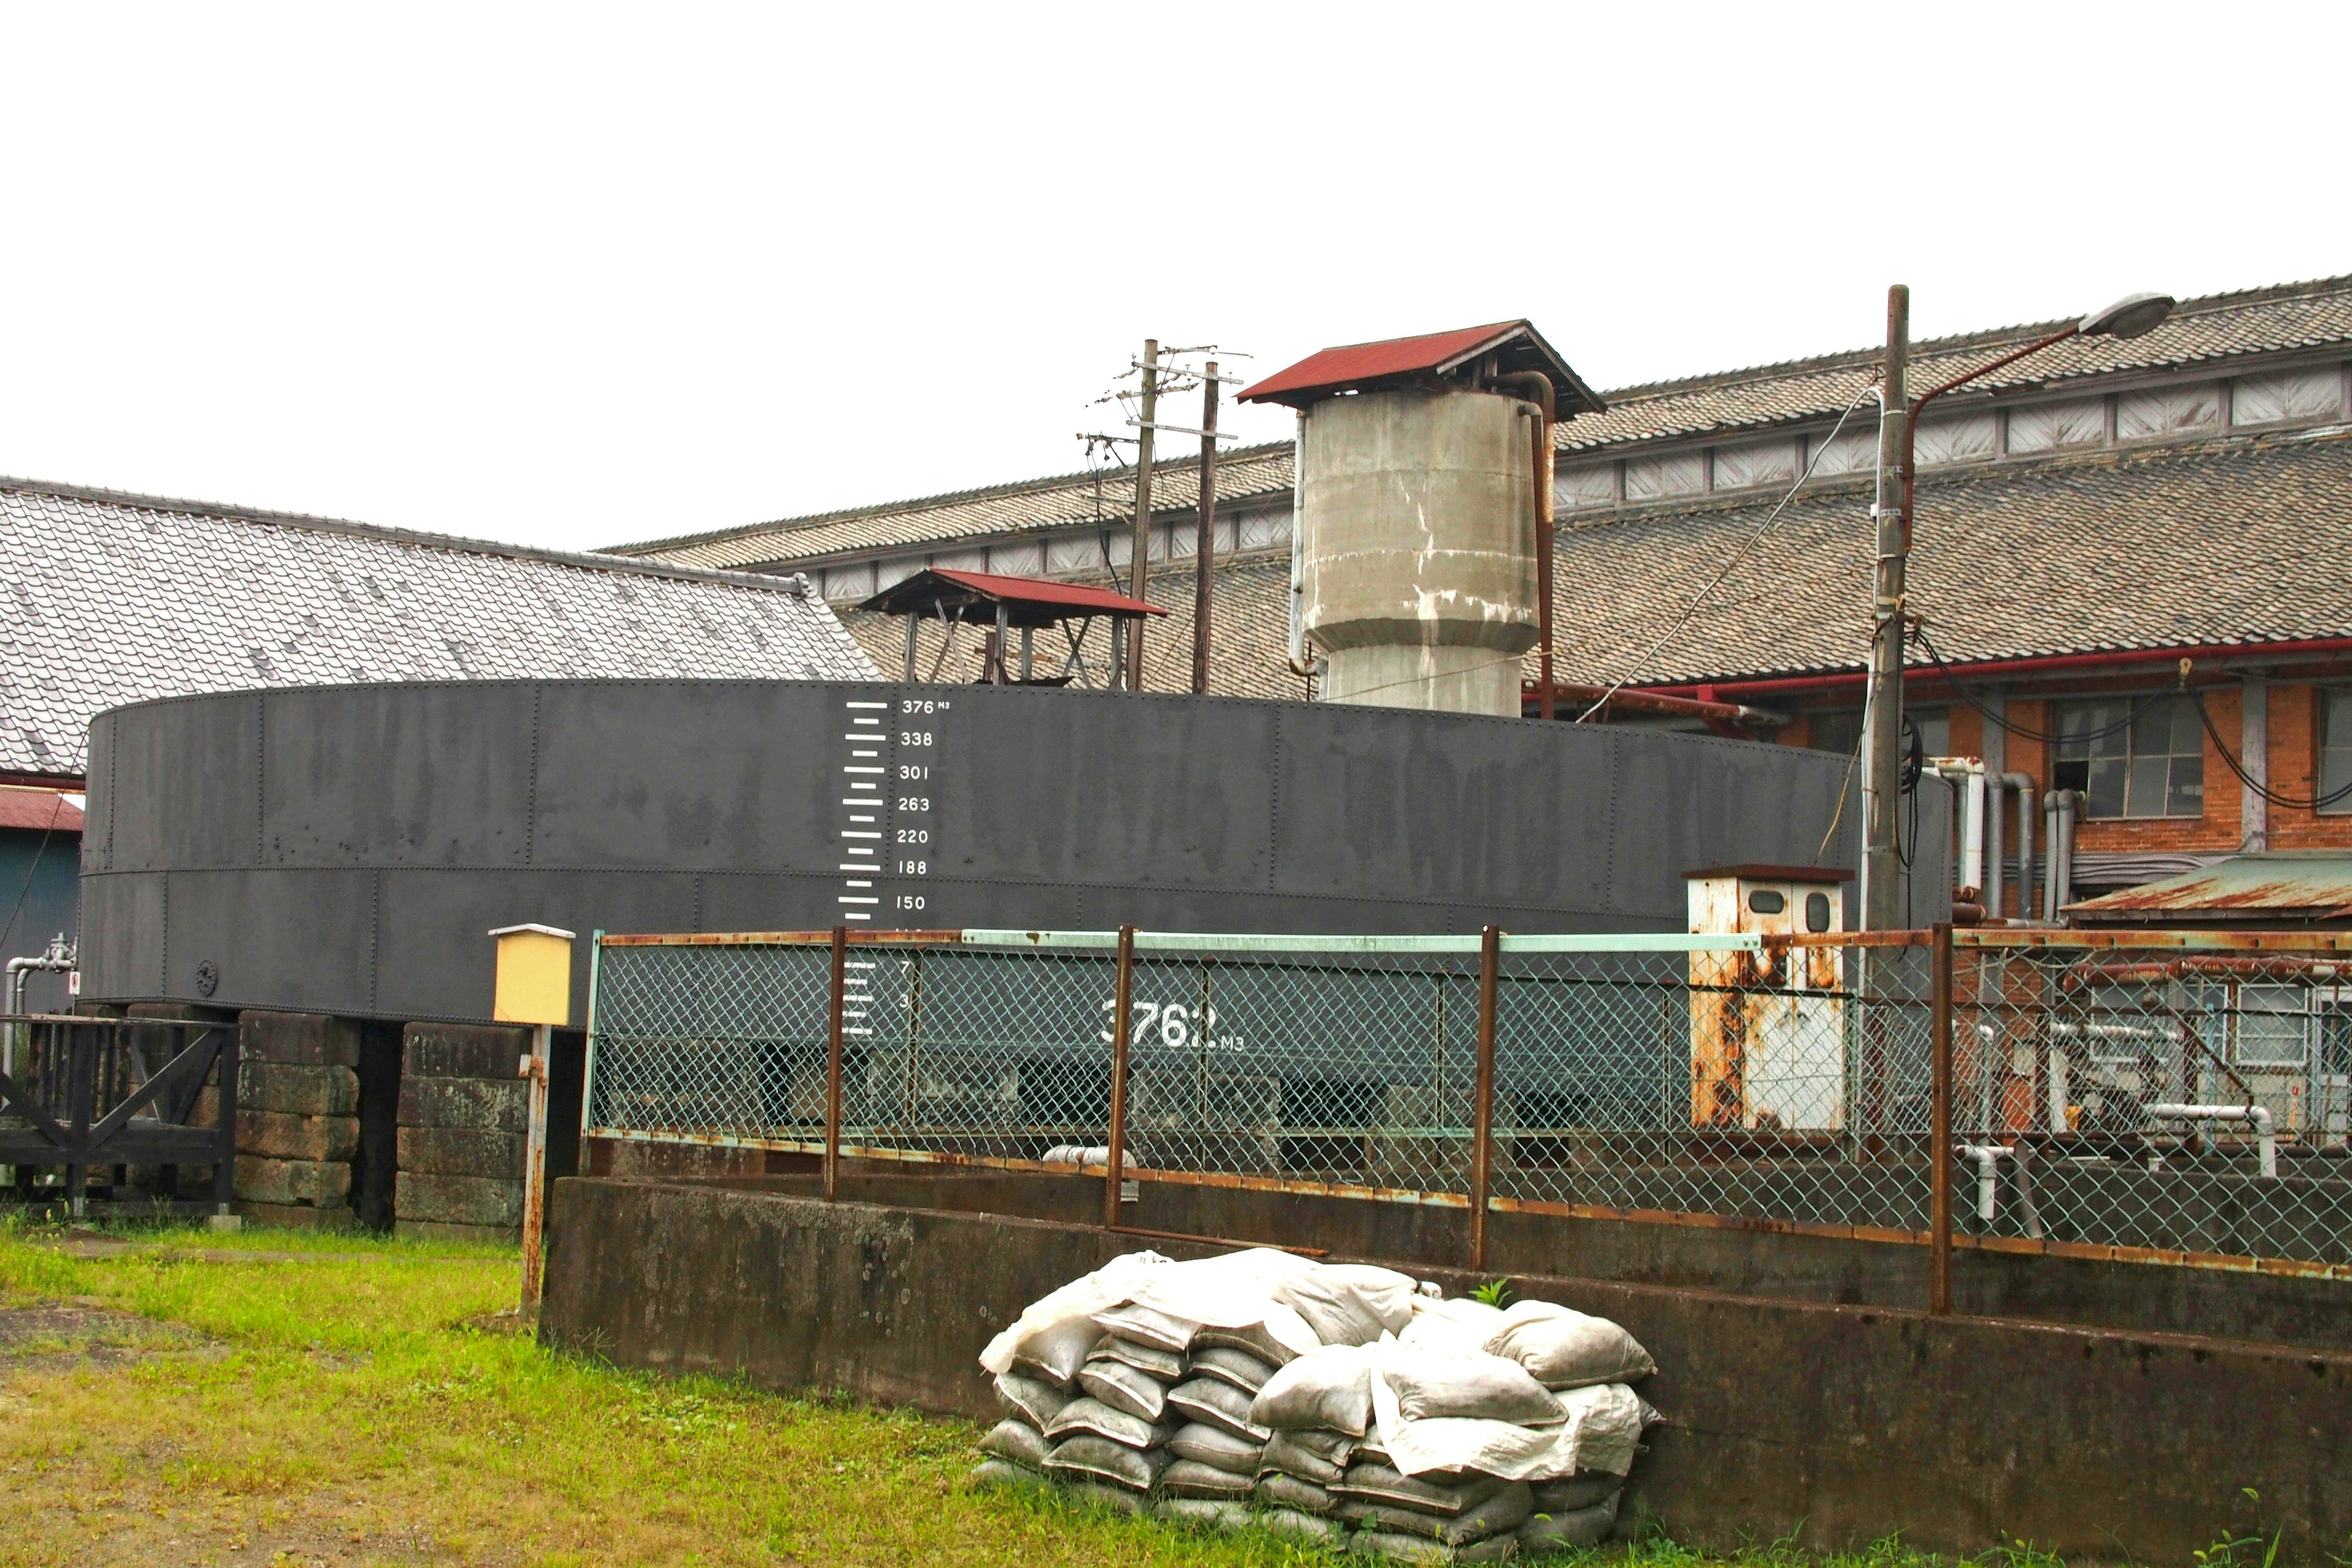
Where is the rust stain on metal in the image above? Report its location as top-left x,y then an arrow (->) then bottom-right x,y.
598,930 -> 965,948
1123,1164 -> 1473,1208
1491,1195 -> 1930,1249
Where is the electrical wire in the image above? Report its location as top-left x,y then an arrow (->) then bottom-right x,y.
1574,382 -> 1879,723
2190,690 -> 2352,812
1910,625 -> 2179,747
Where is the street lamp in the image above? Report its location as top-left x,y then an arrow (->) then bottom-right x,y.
1856,287 -> 2174,932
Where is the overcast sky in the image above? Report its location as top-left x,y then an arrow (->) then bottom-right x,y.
2,4 -> 2345,554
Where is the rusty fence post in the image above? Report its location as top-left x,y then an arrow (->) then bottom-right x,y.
1471,925 -> 1500,1272
1928,921 -> 1954,1315
1105,925 -> 1136,1229
824,926 -> 848,1202
518,1022 -> 552,1310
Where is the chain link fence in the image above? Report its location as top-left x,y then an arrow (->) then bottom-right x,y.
584,925 -> 2352,1285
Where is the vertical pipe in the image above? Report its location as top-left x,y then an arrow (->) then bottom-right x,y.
1985,772 -> 2005,919
519,1020 -> 551,1311
1129,339 -> 1158,690
1193,361 -> 1218,695
579,932 -> 605,1152
902,614 -> 918,684
1019,626 -> 1035,684
824,926 -> 847,1201
67,1024 -> 92,1219
991,603 -> 1010,685
213,1020 -> 239,1219
1471,925 -> 1500,1271
1929,921 -> 1954,1316
1104,925 -> 1135,1229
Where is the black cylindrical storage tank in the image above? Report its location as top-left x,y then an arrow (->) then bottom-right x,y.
79,680 -> 1856,1025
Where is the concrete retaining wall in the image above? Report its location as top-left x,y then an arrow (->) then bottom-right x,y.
541,1174 -> 2352,1564
395,1022 -> 530,1240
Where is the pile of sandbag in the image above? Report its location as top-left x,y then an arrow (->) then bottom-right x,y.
970,1250 -> 1657,1561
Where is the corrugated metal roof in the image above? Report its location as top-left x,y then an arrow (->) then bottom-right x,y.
862,568 -> 1166,622
1237,320 -> 1604,413
2067,853 -> 2352,923
0,788 -> 82,834
0,478 -> 881,780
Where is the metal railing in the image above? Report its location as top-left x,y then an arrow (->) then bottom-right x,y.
582,925 -> 2352,1308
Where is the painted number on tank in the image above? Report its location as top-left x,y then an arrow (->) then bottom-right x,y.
898,764 -> 928,780
900,699 -> 949,714
897,829 -> 929,844
894,894 -> 926,911
896,796 -> 929,811
1099,1000 -> 1241,1051
897,860 -> 927,875
898,731 -> 933,746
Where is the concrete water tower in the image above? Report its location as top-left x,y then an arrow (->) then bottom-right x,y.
1240,322 -> 1604,715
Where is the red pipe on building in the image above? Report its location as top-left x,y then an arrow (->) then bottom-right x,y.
1642,636 -> 2352,701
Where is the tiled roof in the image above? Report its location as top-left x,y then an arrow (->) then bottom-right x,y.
837,425 -> 2352,701
614,276 -> 2352,576
1547,424 -> 2352,688
1559,274 -> 2352,454
612,442 -> 1299,571
0,478 -> 880,779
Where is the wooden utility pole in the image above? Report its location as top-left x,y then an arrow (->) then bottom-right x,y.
1861,286 -> 1910,932
1128,339 -> 1158,691
1191,360 -> 1218,695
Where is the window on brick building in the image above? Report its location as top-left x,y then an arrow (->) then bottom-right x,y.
1803,706 -> 1945,758
2050,695 -> 2204,819
2321,688 -> 2352,816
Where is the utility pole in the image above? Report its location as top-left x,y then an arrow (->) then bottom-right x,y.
1860,286 -> 1910,931
1128,339 -> 1158,692
1191,359 -> 1218,695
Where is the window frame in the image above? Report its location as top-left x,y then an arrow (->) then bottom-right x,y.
2049,693 -> 2207,821
2318,686 -> 2352,817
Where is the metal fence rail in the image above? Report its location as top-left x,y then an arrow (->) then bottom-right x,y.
583,924 -> 2352,1307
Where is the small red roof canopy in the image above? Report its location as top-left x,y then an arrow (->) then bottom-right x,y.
1238,320 -> 1604,415
861,568 -> 1167,628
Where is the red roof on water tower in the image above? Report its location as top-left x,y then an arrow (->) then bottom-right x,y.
1237,320 -> 1606,414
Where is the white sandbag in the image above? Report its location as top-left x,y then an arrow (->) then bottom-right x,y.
993,1371 -> 1072,1431
1091,1302 -> 1201,1354
1529,1474 -> 1621,1514
1482,1300 -> 1656,1391
1370,1355 -> 1568,1482
1537,1384 -> 1654,1479
1273,1262 -> 1419,1346
1167,1376 -> 1272,1442
1261,1428 -> 1353,1485
1256,1471 -> 1338,1515
1043,1396 -> 1172,1452
1260,1507 -> 1349,1547
1250,1343 -> 1376,1436
1354,1482 -> 1533,1546
1162,1458 -> 1257,1499
1518,1492 -> 1619,1553
1125,1248 -> 1324,1362
976,1418 -> 1051,1469
1077,1356 -> 1171,1422
968,1457 -> 1050,1492
1189,1344 -> 1276,1393
1155,1496 -> 1254,1531
979,1250 -> 1172,1380
1045,1434 -> 1170,1493
1399,1295 -> 1507,1351
1379,1344 -> 1564,1426
1091,1333 -> 1188,1381
1336,1463 -> 1507,1517
1351,1528 -> 1520,1563
1167,1422 -> 1264,1475
1062,1479 -> 1151,1515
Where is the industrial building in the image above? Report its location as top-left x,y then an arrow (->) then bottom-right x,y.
613,274 -> 2352,913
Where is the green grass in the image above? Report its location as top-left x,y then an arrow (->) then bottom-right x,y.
0,1218 -> 2280,1567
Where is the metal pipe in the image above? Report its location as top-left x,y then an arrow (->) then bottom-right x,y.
1958,1143 -> 2013,1223
2043,790 -> 2081,921
1192,360 -> 1218,696
1286,411 -> 1323,686
1470,925 -> 1499,1271
7,937 -> 76,1080
1104,924 -> 1134,1229
2003,774 -> 2034,924
1929,922 -> 1954,1315
1494,372 -> 1557,721
2149,1102 -> 2277,1179
1129,339 -> 1158,692
1646,633 -> 2352,701
1926,758 -> 1986,900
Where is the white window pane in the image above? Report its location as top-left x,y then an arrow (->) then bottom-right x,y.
2007,398 -> 2106,454
1556,462 -> 1619,511
2237,985 -> 2307,1067
1913,412 -> 1996,466
2117,383 -> 2222,440
1711,440 -> 1798,491
2233,369 -> 2346,426
1625,451 -> 1706,501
